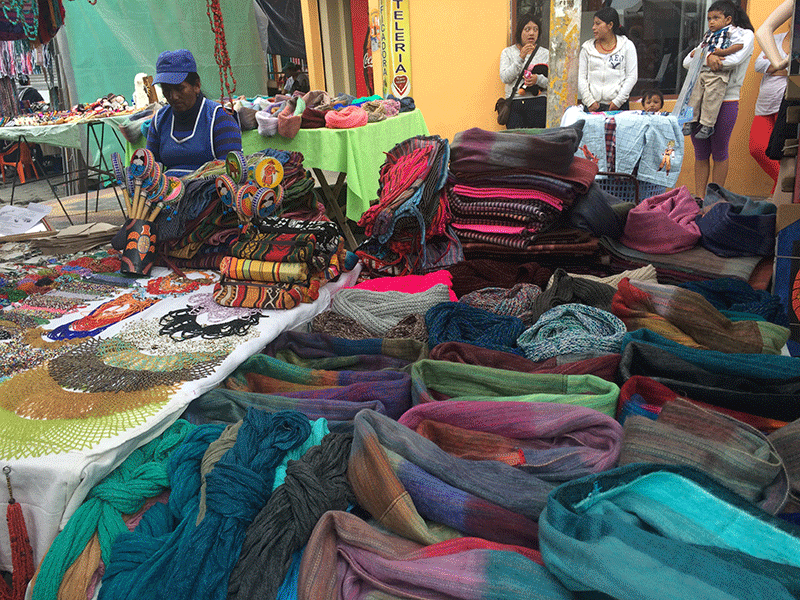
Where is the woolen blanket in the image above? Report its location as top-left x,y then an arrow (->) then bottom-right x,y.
619,329 -> 800,422
223,354 -> 412,419
612,278 -> 790,354
349,409 -> 549,547
517,303 -> 627,361
539,463 -> 800,600
449,122 -> 584,176
458,283 -> 542,325
297,511 -> 572,600
411,359 -> 619,416
620,185 -> 701,254
429,341 -> 621,381
397,400 -> 622,480
447,259 -> 552,298
620,398 -> 789,514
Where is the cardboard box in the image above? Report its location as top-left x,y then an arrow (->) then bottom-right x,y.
773,204 -> 800,344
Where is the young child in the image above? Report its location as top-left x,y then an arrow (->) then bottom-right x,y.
640,89 -> 664,112
681,1 -> 747,139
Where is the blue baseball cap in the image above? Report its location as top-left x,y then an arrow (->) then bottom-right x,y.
153,49 -> 196,85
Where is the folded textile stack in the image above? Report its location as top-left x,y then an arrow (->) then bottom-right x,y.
356,135 -> 460,276
213,217 -> 349,310
447,122 -> 598,252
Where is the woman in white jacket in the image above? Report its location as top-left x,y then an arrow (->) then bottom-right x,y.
499,13 -> 549,128
578,6 -> 638,112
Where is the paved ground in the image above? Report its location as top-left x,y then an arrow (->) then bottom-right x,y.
0,174 -> 128,231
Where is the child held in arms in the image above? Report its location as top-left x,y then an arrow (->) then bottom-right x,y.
640,89 -> 664,113
682,1 -> 746,139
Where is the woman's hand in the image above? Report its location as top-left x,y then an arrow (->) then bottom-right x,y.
706,54 -> 724,71
587,102 -> 600,112
609,102 -> 619,111
524,73 -> 537,87
519,43 -> 536,58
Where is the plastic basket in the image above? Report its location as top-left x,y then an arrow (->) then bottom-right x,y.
595,171 -> 667,203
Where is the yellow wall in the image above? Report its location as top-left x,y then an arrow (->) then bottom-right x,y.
305,0 -> 786,199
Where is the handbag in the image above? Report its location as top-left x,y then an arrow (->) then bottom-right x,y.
495,51 -> 536,126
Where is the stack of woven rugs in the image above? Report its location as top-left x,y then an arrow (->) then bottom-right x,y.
213,217 -> 350,310
356,135 -> 462,276
447,122 -> 599,254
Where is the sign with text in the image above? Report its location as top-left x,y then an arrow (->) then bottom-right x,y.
383,0 -> 411,98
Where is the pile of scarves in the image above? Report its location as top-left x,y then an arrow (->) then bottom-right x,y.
356,135 -> 462,276
213,217 -> 348,310
447,123 -> 599,252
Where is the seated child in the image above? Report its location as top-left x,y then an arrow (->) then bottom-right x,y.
641,89 -> 664,112
681,1 -> 746,139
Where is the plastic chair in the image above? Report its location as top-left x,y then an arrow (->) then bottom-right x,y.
0,140 -> 40,184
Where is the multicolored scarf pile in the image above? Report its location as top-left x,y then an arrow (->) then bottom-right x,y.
356,135 -> 456,275
410,358 -> 619,416
619,398 -> 789,514
297,511 -> 572,600
612,278 -> 789,354
539,463 -> 800,600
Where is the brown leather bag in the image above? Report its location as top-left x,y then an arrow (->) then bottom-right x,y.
495,51 -> 535,126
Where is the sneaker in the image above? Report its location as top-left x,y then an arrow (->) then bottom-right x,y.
695,125 -> 714,139
681,122 -> 695,136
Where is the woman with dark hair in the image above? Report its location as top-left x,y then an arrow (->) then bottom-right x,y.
147,49 -> 242,177
499,12 -> 549,128
578,6 -> 638,111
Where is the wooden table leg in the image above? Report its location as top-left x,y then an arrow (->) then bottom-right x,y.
313,168 -> 358,250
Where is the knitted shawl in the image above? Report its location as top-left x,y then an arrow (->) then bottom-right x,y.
612,278 -> 789,354
429,341 -> 621,381
619,329 -> 800,422
770,419 -> 800,506
457,283 -> 542,325
348,409 -> 548,547
517,303 -> 627,361
397,400 -> 623,480
330,284 -> 452,336
410,358 -> 620,416
223,353 -> 412,419
680,277 -> 789,327
297,511 -> 572,600
696,199 -> 777,257
619,398 -> 789,514
620,185 -> 701,254
617,375 -> 788,434
539,464 -> 800,600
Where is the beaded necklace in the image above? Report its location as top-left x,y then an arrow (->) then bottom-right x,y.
145,271 -> 217,296
185,292 -> 260,323
46,293 -> 160,341
159,308 -> 261,341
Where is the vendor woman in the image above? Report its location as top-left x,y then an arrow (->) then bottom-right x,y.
147,49 -> 242,177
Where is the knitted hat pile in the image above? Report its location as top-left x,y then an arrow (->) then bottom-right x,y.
278,97 -> 305,139
30,420 -> 195,600
98,411 -> 313,600
517,303 -> 627,362
386,94 -> 416,112
330,284 -> 452,337
459,283 -> 543,325
425,301 -> 526,355
619,398 -> 789,514
324,105 -> 368,129
228,433 -> 355,600
382,98 -> 400,116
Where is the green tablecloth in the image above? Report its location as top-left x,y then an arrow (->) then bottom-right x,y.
0,115 -> 129,149
128,109 -> 429,221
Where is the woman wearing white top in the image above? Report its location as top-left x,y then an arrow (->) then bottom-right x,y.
499,13 -> 549,128
578,6 -> 638,111
750,31 -> 789,190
